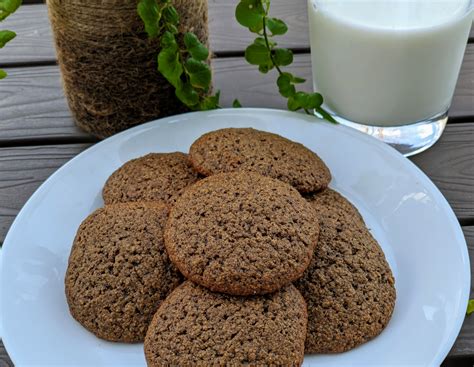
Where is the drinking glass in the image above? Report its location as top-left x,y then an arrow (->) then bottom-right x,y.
308,0 -> 474,156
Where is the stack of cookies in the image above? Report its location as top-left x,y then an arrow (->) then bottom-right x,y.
65,128 -> 396,366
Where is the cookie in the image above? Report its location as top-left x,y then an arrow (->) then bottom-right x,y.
102,152 -> 200,205
65,202 -> 183,342
165,172 -> 319,296
144,281 -> 307,366
189,128 -> 331,193
294,189 -> 396,353
305,188 -> 365,226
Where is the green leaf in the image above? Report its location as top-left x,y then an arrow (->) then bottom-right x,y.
235,0 -> 265,33
253,36 -> 276,48
273,48 -> 293,66
245,43 -> 271,66
157,32 -> 183,88
233,99 -> 242,108
184,32 -> 209,61
287,92 -> 313,111
467,300 -> 474,316
258,64 -> 273,74
162,5 -> 179,26
281,72 -> 305,84
277,74 -> 296,98
176,82 -> 199,107
137,0 -> 161,38
315,106 -> 338,124
0,0 -> 21,20
0,69 -> 7,79
200,91 -> 221,110
185,58 -> 211,89
266,17 -> 288,35
287,96 -> 301,112
306,93 -> 323,109
0,30 -> 15,48
161,31 -> 178,52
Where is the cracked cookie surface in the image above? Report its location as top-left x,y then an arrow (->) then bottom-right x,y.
102,152 -> 200,205
165,172 -> 319,295
189,128 -> 331,193
295,189 -> 396,353
65,202 -> 182,342
145,281 -> 307,366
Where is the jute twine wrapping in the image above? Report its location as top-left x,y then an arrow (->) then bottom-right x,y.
47,0 -> 209,138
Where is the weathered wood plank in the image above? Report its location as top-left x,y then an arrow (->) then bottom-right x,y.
0,342 -> 13,367
0,144 -> 90,243
0,122 -> 472,245
0,4 -> 52,65
410,123 -> 474,221
2,1 -> 473,65
449,226 -> 474,358
1,49 -> 473,143
0,66 -> 90,142
0,1 -> 310,65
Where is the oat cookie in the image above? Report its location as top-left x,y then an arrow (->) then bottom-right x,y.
145,281 -> 307,366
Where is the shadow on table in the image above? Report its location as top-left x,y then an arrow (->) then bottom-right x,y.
442,356 -> 474,367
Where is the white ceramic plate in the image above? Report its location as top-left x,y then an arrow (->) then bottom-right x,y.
1,109 -> 470,366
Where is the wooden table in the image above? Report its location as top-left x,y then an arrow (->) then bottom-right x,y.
0,1 -> 473,365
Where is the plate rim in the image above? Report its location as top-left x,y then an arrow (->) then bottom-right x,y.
1,108 -> 470,365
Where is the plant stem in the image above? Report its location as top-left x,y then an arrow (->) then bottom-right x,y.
262,16 -> 283,75
259,1 -> 315,116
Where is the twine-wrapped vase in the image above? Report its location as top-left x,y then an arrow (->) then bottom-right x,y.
47,0 -> 209,138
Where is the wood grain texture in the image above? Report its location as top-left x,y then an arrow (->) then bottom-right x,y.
0,144 -> 89,243
0,4 -> 52,65
2,1 -> 473,65
0,66 -> 91,143
1,1 -> 310,65
410,123 -> 474,221
449,226 -> 474,358
0,123 -> 472,244
1,49 -> 473,144
0,342 -> 12,367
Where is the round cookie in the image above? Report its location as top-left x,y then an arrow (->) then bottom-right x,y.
305,188 -> 366,226
165,172 -> 319,296
65,202 -> 183,342
144,281 -> 307,366
189,128 -> 331,193
102,152 -> 200,205
294,189 -> 396,353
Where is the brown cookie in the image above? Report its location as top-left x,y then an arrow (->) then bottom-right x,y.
102,152 -> 200,205
295,189 -> 396,353
165,172 -> 319,296
189,128 -> 331,193
65,202 -> 183,342
144,281 -> 307,366
305,188 -> 366,226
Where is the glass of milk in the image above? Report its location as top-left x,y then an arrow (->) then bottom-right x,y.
308,0 -> 473,156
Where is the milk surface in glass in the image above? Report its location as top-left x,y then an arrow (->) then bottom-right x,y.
308,0 -> 473,126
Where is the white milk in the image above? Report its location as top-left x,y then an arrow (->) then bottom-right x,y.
308,0 -> 473,126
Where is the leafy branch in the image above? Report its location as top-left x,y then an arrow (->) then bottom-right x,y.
139,0 -> 335,122
138,0 -> 233,110
0,0 -> 22,79
235,0 -> 336,122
